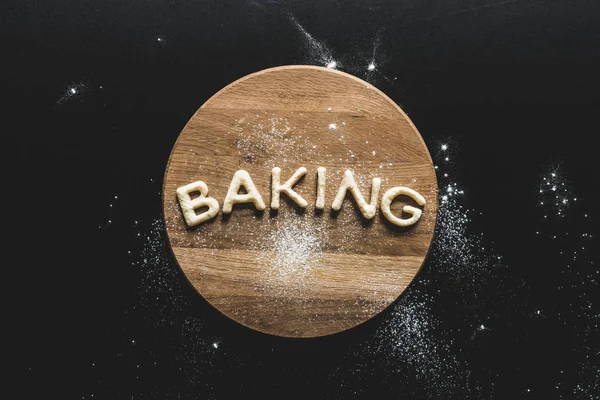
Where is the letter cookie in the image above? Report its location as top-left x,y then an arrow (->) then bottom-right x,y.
271,167 -> 308,210
315,167 -> 326,210
332,169 -> 381,219
380,186 -> 426,227
176,181 -> 220,227
222,170 -> 266,214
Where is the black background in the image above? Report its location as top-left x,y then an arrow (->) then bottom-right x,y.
6,0 -> 599,398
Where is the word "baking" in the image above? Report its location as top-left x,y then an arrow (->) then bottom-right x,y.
176,168 -> 426,228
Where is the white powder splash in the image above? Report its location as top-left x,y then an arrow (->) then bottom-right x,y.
235,115 -> 307,166
288,14 -> 338,68
287,17 -> 396,86
537,164 -> 576,220
374,291 -> 469,398
118,215 -> 229,399
432,192 -> 504,286
131,218 -> 193,326
430,141 -> 507,296
56,81 -> 89,107
535,165 -> 598,398
360,30 -> 395,85
257,214 -> 328,295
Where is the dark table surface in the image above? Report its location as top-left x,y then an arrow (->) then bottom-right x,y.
6,0 -> 599,398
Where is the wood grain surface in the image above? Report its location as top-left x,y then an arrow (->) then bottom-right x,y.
162,66 -> 438,337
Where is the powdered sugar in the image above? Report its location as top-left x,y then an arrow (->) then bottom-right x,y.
256,214 -> 329,295
234,115 -> 302,165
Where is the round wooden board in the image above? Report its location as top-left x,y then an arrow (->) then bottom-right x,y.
163,65 -> 438,338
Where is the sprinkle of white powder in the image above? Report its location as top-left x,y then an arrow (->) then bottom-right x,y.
257,216 -> 328,293
235,115 -> 305,165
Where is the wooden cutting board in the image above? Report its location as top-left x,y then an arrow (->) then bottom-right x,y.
162,65 -> 438,338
